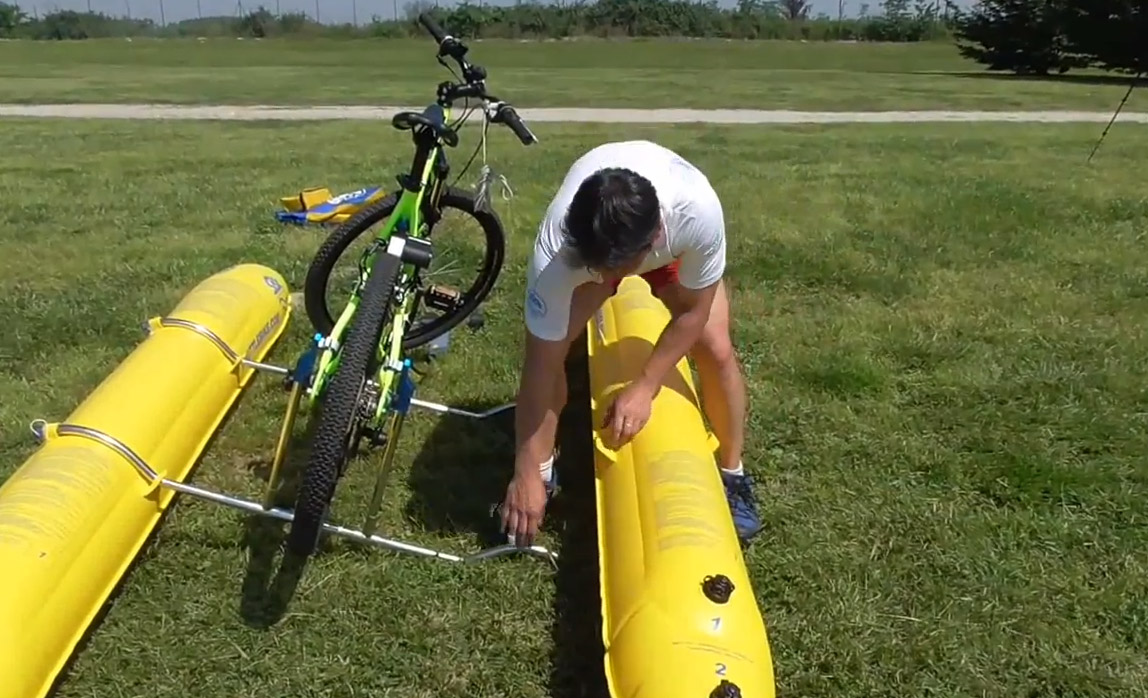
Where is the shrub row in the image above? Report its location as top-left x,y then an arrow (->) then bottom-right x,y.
0,0 -> 957,42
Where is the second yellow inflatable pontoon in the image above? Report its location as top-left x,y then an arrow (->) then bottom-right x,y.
0,264 -> 291,698
586,276 -> 775,698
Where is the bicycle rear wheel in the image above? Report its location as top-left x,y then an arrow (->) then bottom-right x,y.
303,186 -> 505,350
286,248 -> 403,558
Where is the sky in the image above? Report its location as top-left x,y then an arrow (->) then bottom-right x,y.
13,0 -> 976,24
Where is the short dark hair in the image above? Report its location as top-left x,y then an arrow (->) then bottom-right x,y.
562,167 -> 661,270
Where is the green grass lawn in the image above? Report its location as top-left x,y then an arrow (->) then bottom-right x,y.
1,37 -> 1145,112
2,117 -> 1148,697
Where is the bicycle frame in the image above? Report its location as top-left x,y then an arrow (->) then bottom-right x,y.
43,16 -> 559,575
306,103 -> 456,432
260,12 -> 543,562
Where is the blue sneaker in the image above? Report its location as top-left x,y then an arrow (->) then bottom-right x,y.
721,469 -> 763,541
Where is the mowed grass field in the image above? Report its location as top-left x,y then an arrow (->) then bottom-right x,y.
2,113 -> 1148,697
1,36 -> 1147,111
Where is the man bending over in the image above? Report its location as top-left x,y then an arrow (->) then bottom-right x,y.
499,140 -> 762,548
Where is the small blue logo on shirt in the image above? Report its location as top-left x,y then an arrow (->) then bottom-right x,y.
527,288 -> 547,317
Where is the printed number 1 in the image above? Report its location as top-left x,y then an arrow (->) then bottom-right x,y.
712,616 -> 722,631
715,663 -> 727,676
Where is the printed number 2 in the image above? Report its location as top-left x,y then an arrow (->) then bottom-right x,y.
715,663 -> 727,676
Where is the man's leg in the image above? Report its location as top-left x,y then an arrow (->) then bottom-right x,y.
649,273 -> 762,541
685,281 -> 747,472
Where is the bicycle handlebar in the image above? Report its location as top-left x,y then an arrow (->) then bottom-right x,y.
493,104 -> 536,145
418,12 -> 447,44
417,12 -> 537,146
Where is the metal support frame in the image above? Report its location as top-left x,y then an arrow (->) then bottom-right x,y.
30,316 -> 558,570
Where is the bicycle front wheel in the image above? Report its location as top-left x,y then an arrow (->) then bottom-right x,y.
304,186 -> 506,350
286,249 -> 402,558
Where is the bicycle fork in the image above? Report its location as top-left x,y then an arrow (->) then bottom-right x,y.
362,358 -> 416,537
263,335 -> 321,509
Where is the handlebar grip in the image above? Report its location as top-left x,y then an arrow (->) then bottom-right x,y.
418,12 -> 447,44
498,105 -> 538,146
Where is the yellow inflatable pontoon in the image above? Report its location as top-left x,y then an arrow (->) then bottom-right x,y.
0,264 -> 291,698
586,276 -> 775,698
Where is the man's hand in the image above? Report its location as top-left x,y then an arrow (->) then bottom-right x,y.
602,378 -> 659,446
501,471 -> 549,547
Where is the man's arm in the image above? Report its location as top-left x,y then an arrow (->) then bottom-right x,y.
636,280 -> 719,393
637,188 -> 726,394
513,331 -> 569,479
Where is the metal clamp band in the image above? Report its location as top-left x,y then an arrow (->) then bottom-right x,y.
33,419 -> 160,483
148,317 -> 239,364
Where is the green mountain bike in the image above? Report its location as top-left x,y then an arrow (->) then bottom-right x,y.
283,13 -> 538,557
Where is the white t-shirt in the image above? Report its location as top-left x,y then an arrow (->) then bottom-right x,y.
524,140 -> 726,342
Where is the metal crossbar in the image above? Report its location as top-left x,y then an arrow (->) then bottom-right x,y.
30,340 -> 558,569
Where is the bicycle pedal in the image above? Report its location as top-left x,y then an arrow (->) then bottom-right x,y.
424,284 -> 462,312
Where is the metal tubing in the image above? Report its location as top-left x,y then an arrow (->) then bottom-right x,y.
462,543 -> 559,568
241,358 -> 291,376
29,415 -> 557,566
264,382 -> 302,509
409,399 -> 515,420
163,479 -> 465,561
21,362 -> 551,569
160,479 -> 558,566
362,410 -> 404,537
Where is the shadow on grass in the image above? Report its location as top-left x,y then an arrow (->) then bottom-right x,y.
402,390 -> 520,548
234,404 -> 319,630
400,333 -> 609,697
945,70 -> 1145,88
547,331 -> 610,698
237,511 -> 309,630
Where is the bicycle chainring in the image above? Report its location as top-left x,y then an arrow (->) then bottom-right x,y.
356,378 -> 390,448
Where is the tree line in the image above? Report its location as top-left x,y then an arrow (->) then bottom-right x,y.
0,0 -> 957,42
3,0 -> 1141,80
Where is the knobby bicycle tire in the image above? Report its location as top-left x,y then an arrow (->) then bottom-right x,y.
286,249 -> 403,558
303,186 -> 506,350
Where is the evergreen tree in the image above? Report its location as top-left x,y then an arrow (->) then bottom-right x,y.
952,0 -> 1087,74
1061,0 -> 1147,75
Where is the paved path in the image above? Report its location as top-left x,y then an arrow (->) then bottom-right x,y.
2,103 -> 1148,123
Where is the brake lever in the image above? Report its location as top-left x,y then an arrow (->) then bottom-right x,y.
481,101 -> 536,147
437,35 -> 467,59
482,99 -> 506,121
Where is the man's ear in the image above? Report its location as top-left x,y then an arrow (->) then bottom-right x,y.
651,221 -> 666,246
